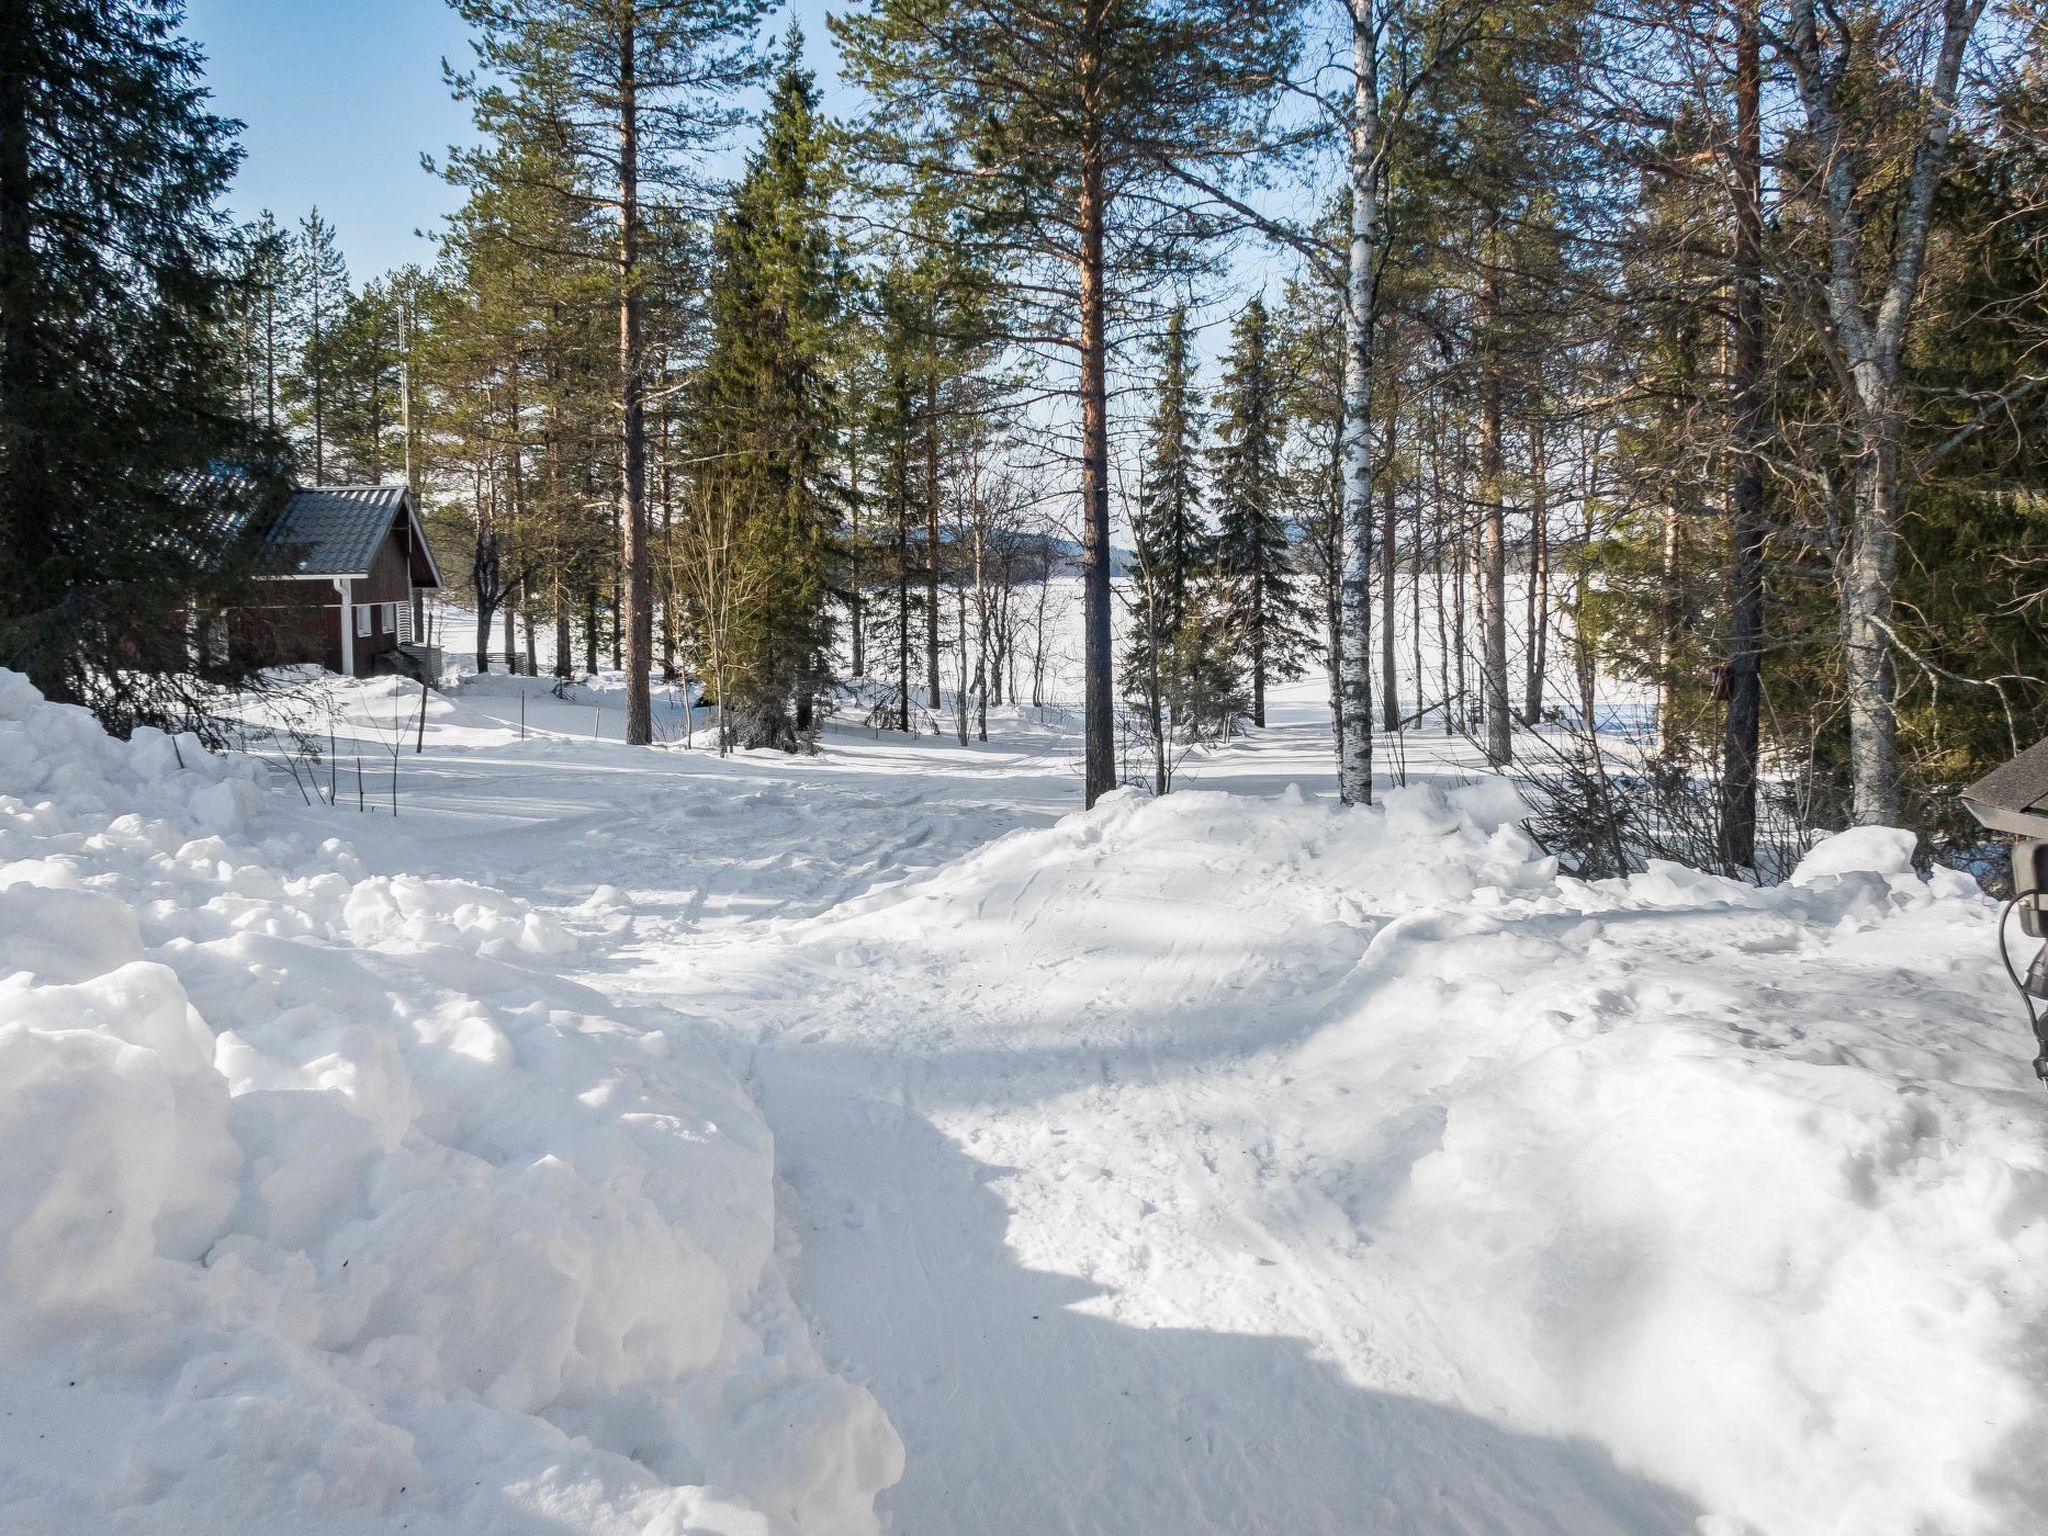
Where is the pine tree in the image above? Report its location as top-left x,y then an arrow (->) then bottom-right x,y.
0,0 -> 279,725
1213,297 -> 1306,728
836,0 -> 1296,805
432,86 -> 617,679
284,208 -> 350,485
326,278 -> 404,483
451,0 -> 766,745
692,25 -> 846,750
230,210 -> 290,435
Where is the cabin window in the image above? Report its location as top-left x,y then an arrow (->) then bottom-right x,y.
355,604 -> 371,638
385,602 -> 399,633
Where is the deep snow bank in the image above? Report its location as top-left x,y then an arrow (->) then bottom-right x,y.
0,671 -> 900,1535
801,784 -> 2048,1536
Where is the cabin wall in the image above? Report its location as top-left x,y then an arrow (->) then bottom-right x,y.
230,580 -> 343,675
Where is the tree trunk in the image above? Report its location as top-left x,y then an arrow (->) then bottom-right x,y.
1720,0 -> 1767,868
1657,495 -> 1680,754
1522,414 -> 1548,725
894,382 -> 911,730
849,442 -> 866,680
1786,0 -> 1983,824
0,12 -> 66,701
1843,429 -> 1901,823
973,521 -> 990,742
553,575 -> 572,680
609,500 -> 623,669
1378,400 -> 1400,733
659,411 -> 678,681
1077,97 -> 1115,807
1479,327 -> 1511,767
615,17 -> 653,745
1450,513 -> 1467,734
473,468 -> 496,675
1250,578 -> 1267,729
1335,0 -> 1381,805
925,377 -> 942,714
954,577 -> 970,745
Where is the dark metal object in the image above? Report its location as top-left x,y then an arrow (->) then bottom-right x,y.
1966,745 -> 2048,1082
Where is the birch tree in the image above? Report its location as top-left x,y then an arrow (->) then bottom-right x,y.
1329,0 -> 1486,802
1776,0 -> 1989,825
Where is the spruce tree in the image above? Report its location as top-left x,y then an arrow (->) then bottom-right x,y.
1123,306 -> 1210,789
1213,296 -> 1305,728
1134,309 -> 1207,645
692,25 -> 846,750
0,0 -> 278,726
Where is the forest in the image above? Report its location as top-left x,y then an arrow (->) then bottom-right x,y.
4,0 -> 2047,875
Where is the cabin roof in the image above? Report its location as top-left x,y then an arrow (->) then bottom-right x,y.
257,485 -> 442,587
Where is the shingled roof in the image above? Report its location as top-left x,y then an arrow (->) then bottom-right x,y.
256,485 -> 441,586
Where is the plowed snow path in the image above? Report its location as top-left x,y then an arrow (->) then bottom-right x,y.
648,768 -> 1705,1535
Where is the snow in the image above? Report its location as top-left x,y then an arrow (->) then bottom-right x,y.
727,778 -> 2048,1536
5,638 -> 2048,1536
0,675 -> 900,1535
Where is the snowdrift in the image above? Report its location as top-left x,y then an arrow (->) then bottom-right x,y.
800,784 -> 2048,1535
0,671 -> 901,1536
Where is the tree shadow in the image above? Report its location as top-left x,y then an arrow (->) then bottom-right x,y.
756,1051 -> 1708,1536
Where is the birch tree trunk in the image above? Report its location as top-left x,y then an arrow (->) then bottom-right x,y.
1335,0 -> 1382,805
1784,0 -> 1985,825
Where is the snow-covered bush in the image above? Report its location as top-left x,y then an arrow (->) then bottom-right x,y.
0,672 -> 901,1535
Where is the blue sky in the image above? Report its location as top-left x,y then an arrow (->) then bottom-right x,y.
184,0 -> 478,279
182,0 -> 841,283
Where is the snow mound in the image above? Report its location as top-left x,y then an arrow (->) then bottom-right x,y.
0,672 -> 900,1535
798,782 -> 2048,1536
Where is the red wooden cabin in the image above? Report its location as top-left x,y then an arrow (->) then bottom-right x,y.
231,485 -> 443,677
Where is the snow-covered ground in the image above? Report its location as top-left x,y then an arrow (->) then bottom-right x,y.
0,672 -> 899,1535
5,646 -> 2047,1535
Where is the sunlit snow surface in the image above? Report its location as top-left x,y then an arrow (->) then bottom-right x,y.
3,625 -> 2047,1536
